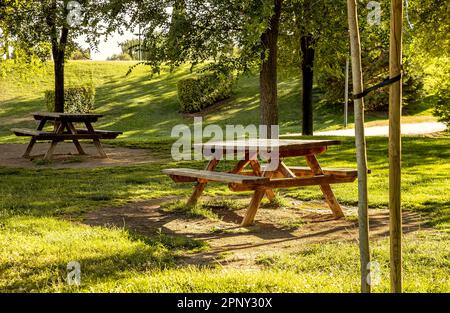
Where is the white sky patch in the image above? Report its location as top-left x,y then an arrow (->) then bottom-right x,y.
75,7 -> 173,61
75,29 -> 136,61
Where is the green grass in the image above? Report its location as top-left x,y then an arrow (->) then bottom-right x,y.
161,200 -> 221,221
1,217 -> 447,292
0,135 -> 448,292
0,60 -> 438,144
0,61 -> 448,292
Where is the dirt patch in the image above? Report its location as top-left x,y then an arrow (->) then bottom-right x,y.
0,143 -> 157,169
83,196 -> 429,268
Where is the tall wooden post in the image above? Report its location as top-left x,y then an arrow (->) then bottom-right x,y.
344,57 -> 350,128
389,0 -> 403,293
347,0 -> 371,293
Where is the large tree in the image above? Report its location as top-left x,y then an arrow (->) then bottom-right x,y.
1,0 -> 126,112
279,0 -> 349,135
131,0 -> 284,133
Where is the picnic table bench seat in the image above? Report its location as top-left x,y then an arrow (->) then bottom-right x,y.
75,129 -> 123,139
11,128 -> 103,140
259,166 -> 370,178
163,168 -> 270,185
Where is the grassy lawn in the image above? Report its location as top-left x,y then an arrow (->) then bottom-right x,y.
0,136 -> 449,292
0,60 -> 436,143
0,61 -> 448,292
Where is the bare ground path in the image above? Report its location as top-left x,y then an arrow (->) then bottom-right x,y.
0,143 -> 157,168
282,122 -> 447,137
83,196 -> 429,269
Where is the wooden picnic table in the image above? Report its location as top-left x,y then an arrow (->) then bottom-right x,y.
11,112 -> 122,160
164,139 -> 362,226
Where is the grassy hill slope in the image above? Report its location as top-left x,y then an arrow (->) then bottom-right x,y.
0,60 -> 436,143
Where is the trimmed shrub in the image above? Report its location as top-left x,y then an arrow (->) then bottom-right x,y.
177,73 -> 233,113
45,86 -> 95,113
432,80 -> 450,128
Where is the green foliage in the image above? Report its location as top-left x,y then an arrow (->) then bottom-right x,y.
433,83 -> 450,127
45,86 -> 95,113
177,73 -> 233,113
313,0 -> 426,112
107,53 -> 133,61
131,0 -> 277,75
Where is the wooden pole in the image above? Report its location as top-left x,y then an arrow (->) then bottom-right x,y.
389,0 -> 403,293
344,57 -> 350,128
347,0 -> 371,293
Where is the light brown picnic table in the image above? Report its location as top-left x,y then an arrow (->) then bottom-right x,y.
11,112 -> 122,160
164,139 -> 360,226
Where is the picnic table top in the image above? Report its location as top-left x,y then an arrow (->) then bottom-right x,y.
33,112 -> 104,121
194,139 -> 341,151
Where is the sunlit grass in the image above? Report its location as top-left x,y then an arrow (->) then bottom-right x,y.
0,60 -> 440,143
0,61 -> 448,293
1,217 -> 447,292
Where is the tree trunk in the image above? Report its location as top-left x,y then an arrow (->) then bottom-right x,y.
389,0 -> 403,293
301,34 -> 315,135
52,26 -> 69,113
4,29 -> 10,60
53,54 -> 65,112
347,0 -> 371,293
259,0 -> 282,137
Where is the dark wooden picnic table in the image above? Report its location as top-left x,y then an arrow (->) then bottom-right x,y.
11,112 -> 122,160
164,139 -> 363,226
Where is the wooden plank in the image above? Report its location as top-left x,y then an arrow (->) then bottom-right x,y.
187,159 -> 220,206
163,168 -> 270,185
278,162 -> 296,178
249,160 -> 276,201
229,174 -> 355,192
195,139 -> 339,156
22,138 -> 36,158
11,128 -> 103,140
11,128 -> 43,136
347,0 -> 371,293
39,134 -> 102,140
19,119 -> 46,158
287,166 -> 362,177
66,122 -> 86,156
241,167 -> 364,179
33,112 -> 103,122
278,147 -> 327,158
76,129 -> 122,139
389,0 -> 403,294
85,121 -> 107,158
230,159 -> 251,174
44,140 -> 59,160
241,189 -> 266,226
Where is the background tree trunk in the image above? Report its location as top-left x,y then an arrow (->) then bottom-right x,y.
259,0 -> 282,137
52,26 -> 69,113
301,34 -> 315,135
53,54 -> 65,112
4,29 -> 10,60
347,0 -> 371,293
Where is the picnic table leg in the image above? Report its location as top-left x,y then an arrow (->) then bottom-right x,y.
241,188 -> 266,226
43,121 -> 65,161
23,138 -> 37,158
23,119 -> 47,158
44,140 -> 60,160
187,158 -> 220,206
85,121 -> 107,158
305,154 -> 345,218
66,122 -> 86,155
249,160 -> 276,201
278,161 -> 296,178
